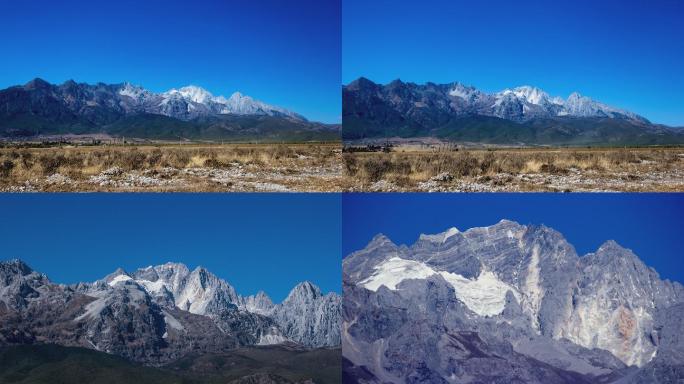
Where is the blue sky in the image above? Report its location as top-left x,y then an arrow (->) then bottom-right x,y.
0,194 -> 341,302
0,0 -> 341,123
342,194 -> 684,284
343,0 -> 684,126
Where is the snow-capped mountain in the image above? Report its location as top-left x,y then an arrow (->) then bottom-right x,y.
343,221 -> 684,383
342,78 -> 684,145
0,79 -> 342,141
345,77 -> 646,123
0,260 -> 340,365
118,82 -> 306,121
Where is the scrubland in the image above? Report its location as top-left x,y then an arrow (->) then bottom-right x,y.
342,146 -> 684,192
0,143 -> 342,192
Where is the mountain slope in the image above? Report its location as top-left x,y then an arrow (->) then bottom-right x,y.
342,221 -> 684,383
0,260 -> 341,366
0,344 -> 188,384
342,78 -> 684,145
0,79 -> 339,141
0,344 -> 341,384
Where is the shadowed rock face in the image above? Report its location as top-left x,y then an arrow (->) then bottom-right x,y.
343,221 -> 684,383
0,260 -> 341,365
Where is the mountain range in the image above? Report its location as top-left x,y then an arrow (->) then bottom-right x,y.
0,260 -> 341,367
0,79 -> 339,141
343,78 -> 684,146
342,220 -> 684,383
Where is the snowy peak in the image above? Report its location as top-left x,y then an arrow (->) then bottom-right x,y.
156,84 -> 305,120
500,86 -> 550,105
114,81 -> 306,121
176,85 -> 213,104
345,77 -> 650,124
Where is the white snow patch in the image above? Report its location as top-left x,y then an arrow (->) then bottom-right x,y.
360,257 -> 436,291
108,274 -> 132,286
449,87 -> 470,99
136,279 -> 167,296
360,257 -> 519,316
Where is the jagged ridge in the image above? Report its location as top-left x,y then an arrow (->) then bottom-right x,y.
0,260 -> 340,365
342,220 -> 684,383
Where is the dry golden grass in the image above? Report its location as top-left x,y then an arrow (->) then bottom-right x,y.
342,147 -> 684,192
0,143 -> 342,192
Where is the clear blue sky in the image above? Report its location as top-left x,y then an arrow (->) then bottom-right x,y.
0,194 -> 341,302
0,0 -> 341,123
343,194 -> 684,284
343,0 -> 684,126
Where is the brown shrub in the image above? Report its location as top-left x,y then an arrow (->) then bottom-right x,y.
540,163 -> 568,175
343,153 -> 358,176
363,157 -> 393,181
0,160 -> 14,178
448,152 -> 479,177
147,149 -> 163,167
39,154 -> 68,175
20,152 -> 34,169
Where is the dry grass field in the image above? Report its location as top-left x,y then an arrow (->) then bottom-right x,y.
342,146 -> 684,192
0,143 -> 343,192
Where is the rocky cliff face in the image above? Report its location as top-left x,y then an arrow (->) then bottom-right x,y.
270,282 -> 342,348
0,260 -> 340,365
343,221 -> 684,383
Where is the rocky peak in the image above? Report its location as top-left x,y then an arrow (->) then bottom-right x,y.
24,78 -> 52,90
345,76 -> 378,92
0,259 -> 34,278
284,281 -> 322,304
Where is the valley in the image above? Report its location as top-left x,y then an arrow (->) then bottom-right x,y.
0,344 -> 341,384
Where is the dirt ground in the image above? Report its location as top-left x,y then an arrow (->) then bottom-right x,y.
341,147 -> 684,192
0,143 -> 343,192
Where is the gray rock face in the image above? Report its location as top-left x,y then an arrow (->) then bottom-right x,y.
241,291 -> 275,315
343,221 -> 684,383
270,282 -> 342,348
0,260 -> 340,365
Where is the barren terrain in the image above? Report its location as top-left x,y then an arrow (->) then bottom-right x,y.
0,143 -> 343,192
341,146 -> 684,192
